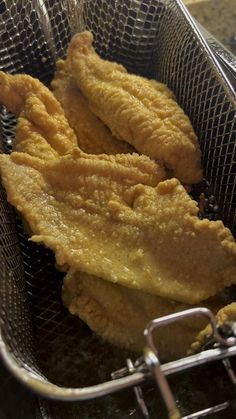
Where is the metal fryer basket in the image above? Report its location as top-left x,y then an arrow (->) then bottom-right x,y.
0,0 -> 235,418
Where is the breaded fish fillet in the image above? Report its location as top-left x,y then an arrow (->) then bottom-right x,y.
0,151 -> 235,304
62,269 -> 224,359
52,59 -> 134,154
0,72 -> 77,159
66,31 -> 202,184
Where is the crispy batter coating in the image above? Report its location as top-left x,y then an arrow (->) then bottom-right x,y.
0,151 -> 235,304
0,72 -> 165,193
0,71 -> 77,159
62,270 -> 224,359
0,71 -> 235,357
52,59 -> 134,154
191,303 -> 236,353
66,31 -> 202,184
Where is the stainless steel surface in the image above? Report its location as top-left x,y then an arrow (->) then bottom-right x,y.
182,401 -> 231,419
0,0 -> 235,418
126,358 -> 150,419
142,308 -> 236,418
144,348 -> 181,419
195,20 -> 236,89
144,307 -> 236,351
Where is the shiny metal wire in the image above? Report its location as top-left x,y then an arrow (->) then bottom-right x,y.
0,1 -> 235,418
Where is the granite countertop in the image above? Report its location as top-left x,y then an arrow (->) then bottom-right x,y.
0,2 -> 235,419
184,0 -> 236,52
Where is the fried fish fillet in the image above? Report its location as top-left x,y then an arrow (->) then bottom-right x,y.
0,71 -> 235,357
0,71 -> 77,159
52,59 -> 134,154
62,269 -> 225,359
66,31 -> 202,184
190,302 -> 236,354
0,150 -> 235,304
0,71 -> 163,181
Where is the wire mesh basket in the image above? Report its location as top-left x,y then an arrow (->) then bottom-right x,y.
0,0 -> 236,418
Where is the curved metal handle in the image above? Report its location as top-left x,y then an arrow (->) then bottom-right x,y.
143,307 -> 236,419
144,307 -> 236,354
1,308 -> 236,403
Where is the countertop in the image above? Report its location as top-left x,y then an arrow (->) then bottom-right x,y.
184,0 -> 236,52
0,1 -> 235,419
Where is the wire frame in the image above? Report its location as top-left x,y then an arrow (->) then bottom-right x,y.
0,1 -> 235,418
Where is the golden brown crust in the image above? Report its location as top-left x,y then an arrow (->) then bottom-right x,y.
52,59 -> 134,155
0,69 -> 235,358
62,269 -> 225,359
0,151 -> 235,304
66,31 -> 202,184
0,71 -> 77,158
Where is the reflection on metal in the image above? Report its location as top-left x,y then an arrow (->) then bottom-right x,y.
0,1 -> 235,418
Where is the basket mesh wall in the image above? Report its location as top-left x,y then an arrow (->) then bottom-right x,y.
0,1 -> 235,418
